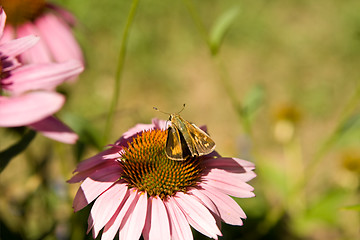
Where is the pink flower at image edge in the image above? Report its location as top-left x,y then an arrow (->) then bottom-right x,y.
0,9 -> 84,144
69,119 -> 256,239
1,3 -> 84,65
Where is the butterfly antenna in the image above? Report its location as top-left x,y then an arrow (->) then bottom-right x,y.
153,106 -> 171,115
177,103 -> 186,114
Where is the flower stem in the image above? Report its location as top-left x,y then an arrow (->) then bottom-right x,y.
181,0 -> 211,50
292,82 -> 360,195
103,0 -> 140,144
182,0 -> 252,136
307,83 -> 360,176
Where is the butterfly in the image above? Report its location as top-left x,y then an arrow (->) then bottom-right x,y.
154,105 -> 216,161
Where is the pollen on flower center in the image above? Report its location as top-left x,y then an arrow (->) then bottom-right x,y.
1,0 -> 47,26
119,129 -> 203,200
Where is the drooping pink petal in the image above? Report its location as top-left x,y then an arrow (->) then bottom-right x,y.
16,22 -> 53,63
173,192 -> 222,239
118,191 -> 148,240
0,92 -> 64,127
0,8 -> 6,38
4,60 -> 84,95
206,168 -> 257,183
0,35 -> 39,58
88,183 -> 128,238
199,184 -> 246,226
202,170 -> 255,198
35,13 -> 84,63
188,188 -> 220,219
203,179 -> 254,199
204,157 -> 255,173
101,189 -> 138,240
73,172 -> 122,212
72,147 -> 121,174
143,196 -> 171,240
68,160 -> 120,183
164,198 -> 193,240
28,116 -> 78,144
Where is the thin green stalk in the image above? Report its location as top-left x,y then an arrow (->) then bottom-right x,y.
181,0 -> 211,49
291,83 -> 360,196
308,83 -> 360,178
103,0 -> 140,144
182,0 -> 252,135
215,57 -> 252,135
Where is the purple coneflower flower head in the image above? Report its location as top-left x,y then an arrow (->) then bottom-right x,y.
0,0 -> 84,65
0,9 -> 84,143
69,119 -> 256,239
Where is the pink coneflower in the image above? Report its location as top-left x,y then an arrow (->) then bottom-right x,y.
69,119 -> 256,239
0,9 -> 84,143
0,0 -> 84,65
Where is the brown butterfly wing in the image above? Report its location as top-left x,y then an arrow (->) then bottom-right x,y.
186,123 -> 216,156
170,114 -> 198,157
165,126 -> 191,161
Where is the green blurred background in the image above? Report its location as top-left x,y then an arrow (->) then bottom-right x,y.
1,0 -> 360,239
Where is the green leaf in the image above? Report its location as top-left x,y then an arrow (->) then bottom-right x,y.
305,189 -> 348,224
209,7 -> 239,55
0,130 -> 36,173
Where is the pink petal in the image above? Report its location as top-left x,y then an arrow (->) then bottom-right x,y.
199,184 -> 246,225
115,118 -> 169,146
143,196 -> 171,240
0,35 -> 39,58
204,167 -> 256,183
102,189 -> 137,240
88,183 -> 128,238
188,188 -> 220,218
68,160 -> 120,183
35,13 -> 84,63
173,192 -> 221,239
29,116 -> 78,144
118,191 -> 148,240
0,8 -> 6,38
0,92 -> 64,127
203,170 -> 255,198
203,179 -> 255,199
73,171 -> 122,212
114,119 -> 169,146
4,60 -> 84,95
0,25 -> 15,44
164,198 -> 193,240
73,147 -> 121,173
152,118 -> 169,130
204,157 -> 255,173
115,123 -> 156,146
16,22 -> 53,63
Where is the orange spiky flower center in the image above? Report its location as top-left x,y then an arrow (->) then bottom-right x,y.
119,129 -> 203,200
